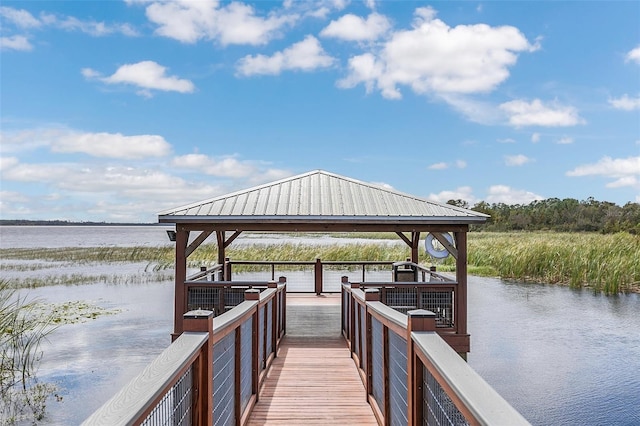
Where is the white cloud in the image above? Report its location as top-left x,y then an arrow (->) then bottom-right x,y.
500,99 -> 584,127
498,138 -> 516,144
0,6 -> 137,37
338,6 -> 538,99
84,61 -> 195,96
609,94 -> 640,111
531,133 -> 541,143
486,185 -> 543,204
0,7 -> 41,28
172,154 -> 255,178
428,160 -> 466,170
567,156 -> 640,191
236,36 -> 334,76
427,186 -> 476,204
436,94 -> 503,125
52,132 -> 172,159
504,154 -> 532,166
556,136 -> 573,145
625,45 -> 640,64
0,35 -> 32,51
428,162 -> 448,170
0,156 -> 20,170
320,13 -> 390,41
46,14 -> 138,37
0,190 -> 28,203
141,0 -> 296,45
172,153 -> 290,181
1,128 -> 172,159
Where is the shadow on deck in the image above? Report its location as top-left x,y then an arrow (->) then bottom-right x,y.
247,294 -> 377,425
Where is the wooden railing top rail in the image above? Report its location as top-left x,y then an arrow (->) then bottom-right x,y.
412,331 -> 530,426
187,264 -> 223,281
210,285 -> 282,343
184,280 -> 274,286
367,300 -> 408,333
82,332 -> 208,426
227,260 -> 395,266
355,281 -> 458,287
211,300 -> 258,344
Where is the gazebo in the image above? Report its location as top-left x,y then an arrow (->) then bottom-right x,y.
159,169 -> 488,346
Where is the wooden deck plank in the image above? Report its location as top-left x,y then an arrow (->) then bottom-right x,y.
247,295 -> 377,425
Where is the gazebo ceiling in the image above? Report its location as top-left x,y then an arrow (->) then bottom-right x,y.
158,170 -> 488,230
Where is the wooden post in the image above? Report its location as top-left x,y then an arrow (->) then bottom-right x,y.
455,230 -> 469,356
267,281 -> 277,358
364,288 -> 380,302
245,289 -> 260,301
216,231 -> 225,280
407,309 -> 436,425
364,288 -> 379,403
245,289 -> 260,407
281,278 -> 287,336
183,309 -> 214,426
224,257 -> 231,282
314,258 -> 323,295
411,232 -> 420,263
173,228 -> 189,339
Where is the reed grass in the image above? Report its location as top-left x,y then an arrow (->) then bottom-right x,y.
2,232 -> 638,293
467,232 -> 640,294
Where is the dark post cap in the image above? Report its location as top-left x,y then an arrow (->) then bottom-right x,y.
184,309 -> 214,319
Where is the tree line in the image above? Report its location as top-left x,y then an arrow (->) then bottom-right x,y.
447,197 -> 640,234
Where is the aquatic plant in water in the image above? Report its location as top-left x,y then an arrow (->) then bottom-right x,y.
0,280 -> 57,424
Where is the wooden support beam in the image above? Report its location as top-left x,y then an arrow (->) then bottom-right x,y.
411,232 -> 421,263
432,232 -> 458,259
185,230 -> 212,258
395,232 -> 412,246
223,230 -> 243,248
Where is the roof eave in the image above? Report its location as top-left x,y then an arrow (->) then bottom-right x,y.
158,214 -> 489,226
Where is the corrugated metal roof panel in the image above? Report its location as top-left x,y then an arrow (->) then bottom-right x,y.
158,170 -> 489,222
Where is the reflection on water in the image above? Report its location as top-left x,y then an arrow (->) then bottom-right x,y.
33,282 -> 174,425
467,278 -> 640,426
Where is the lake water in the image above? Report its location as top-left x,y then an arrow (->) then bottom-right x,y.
1,226 -> 639,425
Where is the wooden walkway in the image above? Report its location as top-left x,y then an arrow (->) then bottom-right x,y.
246,295 -> 377,425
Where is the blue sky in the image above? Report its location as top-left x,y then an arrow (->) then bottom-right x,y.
1,1 -> 639,223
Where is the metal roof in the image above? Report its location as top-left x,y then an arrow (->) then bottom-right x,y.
158,170 -> 488,226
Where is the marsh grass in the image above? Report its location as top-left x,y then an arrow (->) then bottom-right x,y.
1,280 -> 57,424
468,232 -> 640,293
2,232 -> 638,293
9,272 -> 174,289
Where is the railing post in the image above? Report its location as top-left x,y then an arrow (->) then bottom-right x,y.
341,276 -> 349,336
279,276 -> 287,335
245,289 -> 261,410
364,288 -> 379,404
183,309 -> 214,426
407,309 -> 436,426
224,257 -> 231,281
314,258 -> 323,295
267,281 -> 278,358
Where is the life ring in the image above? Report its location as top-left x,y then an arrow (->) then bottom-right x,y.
425,233 -> 454,259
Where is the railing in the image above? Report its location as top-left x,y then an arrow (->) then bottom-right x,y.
83,283 -> 286,426
194,259 -> 443,293
342,284 -> 530,426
